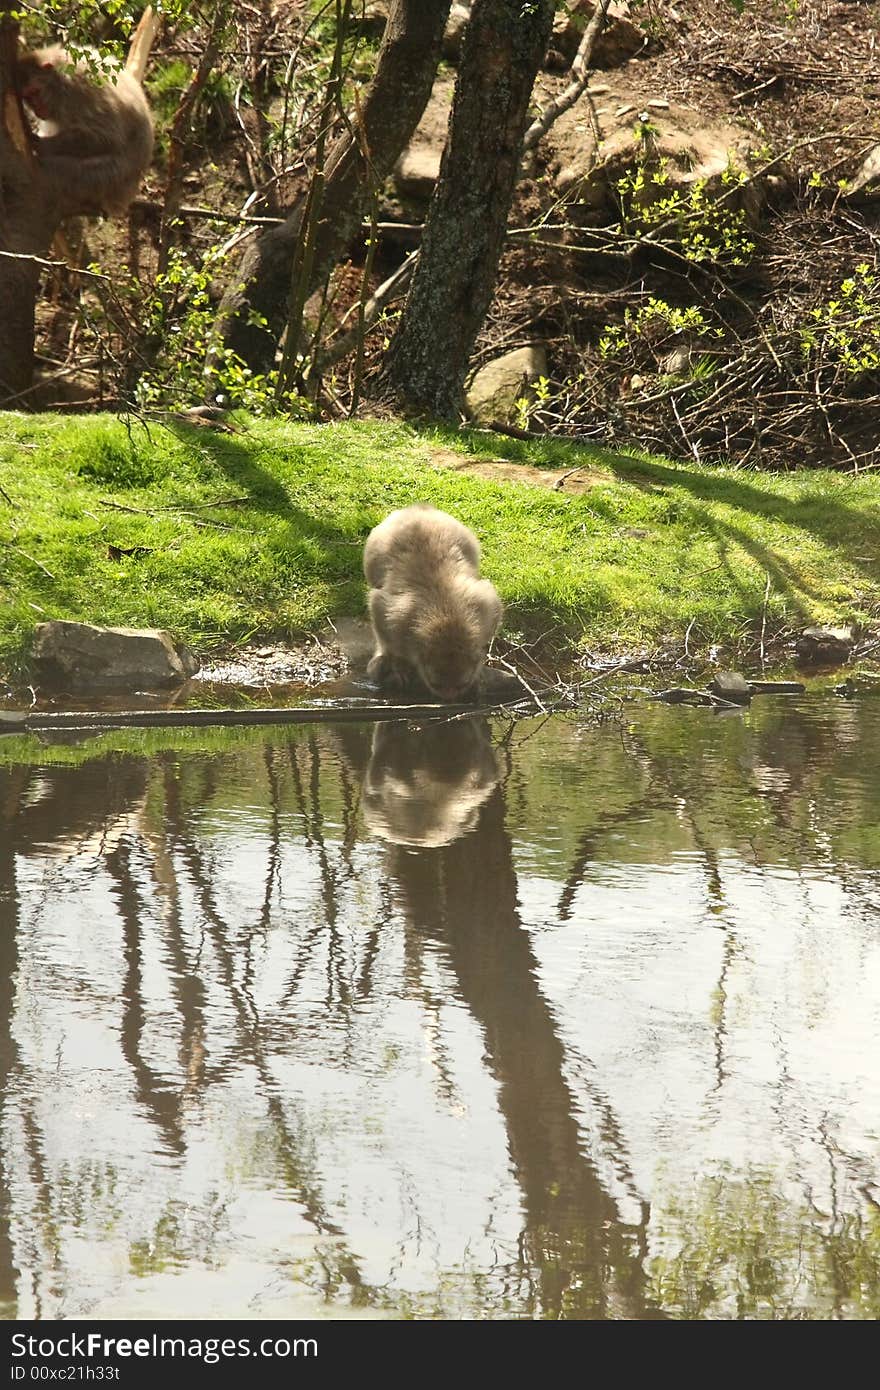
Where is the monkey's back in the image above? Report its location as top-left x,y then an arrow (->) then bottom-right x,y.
363,505 -> 482,596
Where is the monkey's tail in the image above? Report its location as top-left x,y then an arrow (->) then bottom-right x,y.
126,5 -> 160,82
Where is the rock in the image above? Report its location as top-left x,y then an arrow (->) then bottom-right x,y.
32,621 -> 199,694
846,144 -> 880,198
393,146 -> 442,201
542,72 -> 758,223
547,0 -> 644,71
350,3 -> 389,36
443,4 -> 471,61
709,670 -> 752,703
391,76 -> 453,205
795,625 -> 855,666
465,345 -> 548,425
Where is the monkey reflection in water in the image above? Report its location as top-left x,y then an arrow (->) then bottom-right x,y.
362,718 -> 500,849
364,505 -> 503,703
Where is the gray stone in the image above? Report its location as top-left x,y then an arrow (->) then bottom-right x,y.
847,144 -> 880,198
465,345 -> 549,425
443,4 -> 471,61
351,3 -> 389,36
795,625 -> 855,666
709,671 -> 752,703
32,620 -> 199,693
543,71 -> 758,224
393,146 -> 442,201
391,76 -> 454,204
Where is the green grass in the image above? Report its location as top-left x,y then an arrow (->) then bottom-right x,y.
1,412 -> 879,681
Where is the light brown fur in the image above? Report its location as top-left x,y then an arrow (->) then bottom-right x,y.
363,719 -> 500,848
16,45 -> 154,216
363,504 -> 503,703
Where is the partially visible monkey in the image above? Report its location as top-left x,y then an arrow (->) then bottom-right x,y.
363,504 -> 503,703
16,28 -> 154,217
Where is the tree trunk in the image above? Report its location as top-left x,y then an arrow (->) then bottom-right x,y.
378,0 -> 556,418
209,0 -> 452,380
0,12 -> 55,407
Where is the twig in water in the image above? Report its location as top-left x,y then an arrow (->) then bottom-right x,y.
492,653 -> 548,713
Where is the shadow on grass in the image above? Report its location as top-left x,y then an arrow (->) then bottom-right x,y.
618,458 -> 880,621
167,423 -> 303,521
436,426 -> 879,623
166,422 -> 369,605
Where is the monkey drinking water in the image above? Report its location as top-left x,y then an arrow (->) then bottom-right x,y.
16,41 -> 154,217
363,504 -> 503,703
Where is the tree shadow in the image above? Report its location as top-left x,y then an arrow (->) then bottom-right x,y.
442,427 -> 878,621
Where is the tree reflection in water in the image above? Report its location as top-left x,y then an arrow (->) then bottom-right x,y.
1,696 -> 879,1319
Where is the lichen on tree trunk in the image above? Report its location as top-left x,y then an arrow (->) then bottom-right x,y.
379,0 -> 556,420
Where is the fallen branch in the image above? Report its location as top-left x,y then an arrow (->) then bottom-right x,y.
98,498 -> 240,529
0,693 -> 542,735
523,0 -> 614,154
314,251 -> 418,372
0,249 -> 109,278
1,542 -> 55,578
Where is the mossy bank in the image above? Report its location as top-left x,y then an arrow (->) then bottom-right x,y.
1,412 -> 878,685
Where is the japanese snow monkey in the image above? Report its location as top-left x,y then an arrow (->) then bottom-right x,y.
16,7 -> 158,217
363,504 -> 503,703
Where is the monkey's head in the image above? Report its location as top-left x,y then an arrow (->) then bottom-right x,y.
413,583 -> 503,703
16,47 -> 76,121
363,720 -> 500,848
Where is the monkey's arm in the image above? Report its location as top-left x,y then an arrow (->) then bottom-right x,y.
126,6 -> 159,82
367,590 -> 418,691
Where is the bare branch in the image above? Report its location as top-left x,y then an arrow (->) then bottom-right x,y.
522,0 -> 613,154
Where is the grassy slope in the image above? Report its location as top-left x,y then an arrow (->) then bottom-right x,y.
1,412 -> 878,679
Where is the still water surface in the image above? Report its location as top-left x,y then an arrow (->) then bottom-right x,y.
1,694 -> 879,1320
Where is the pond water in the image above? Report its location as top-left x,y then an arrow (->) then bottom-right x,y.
1,693 -> 879,1320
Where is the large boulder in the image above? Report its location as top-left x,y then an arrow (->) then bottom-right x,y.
795,625 -> 854,666
465,345 -> 548,425
32,621 -> 199,693
542,74 -> 757,221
